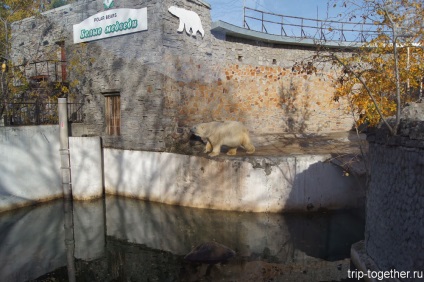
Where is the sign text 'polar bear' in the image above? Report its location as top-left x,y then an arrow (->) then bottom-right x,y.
73,8 -> 147,44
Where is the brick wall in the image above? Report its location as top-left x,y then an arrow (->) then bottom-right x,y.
10,0 -> 354,151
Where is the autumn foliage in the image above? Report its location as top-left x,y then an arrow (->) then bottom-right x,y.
334,40 -> 424,127
1,0 -> 91,124
330,0 -> 424,131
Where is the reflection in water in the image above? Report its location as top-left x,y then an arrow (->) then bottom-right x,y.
63,198 -> 76,282
0,196 -> 364,281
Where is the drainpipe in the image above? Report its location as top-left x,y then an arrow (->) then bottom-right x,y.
55,41 -> 67,82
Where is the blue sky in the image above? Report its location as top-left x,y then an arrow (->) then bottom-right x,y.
206,0 -> 375,41
207,0 -> 343,26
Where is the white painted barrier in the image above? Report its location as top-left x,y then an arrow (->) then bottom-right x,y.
0,126 -> 62,211
69,137 -> 103,200
0,126 -> 364,213
104,149 -> 364,212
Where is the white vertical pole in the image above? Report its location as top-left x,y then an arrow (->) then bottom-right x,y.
58,97 -> 72,199
58,97 -> 76,282
406,47 -> 410,95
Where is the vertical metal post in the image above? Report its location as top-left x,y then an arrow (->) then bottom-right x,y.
406,47 -> 410,96
55,40 -> 67,82
58,97 -> 76,282
261,11 -> 264,33
59,98 -> 71,198
243,2 -> 245,28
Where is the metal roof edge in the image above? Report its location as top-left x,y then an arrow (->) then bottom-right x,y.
211,20 -> 363,49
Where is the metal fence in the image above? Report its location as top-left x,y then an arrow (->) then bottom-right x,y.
3,102 -> 83,126
13,60 -> 67,85
243,7 -> 386,42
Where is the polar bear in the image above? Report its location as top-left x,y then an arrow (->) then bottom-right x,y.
191,121 -> 255,157
168,6 -> 205,38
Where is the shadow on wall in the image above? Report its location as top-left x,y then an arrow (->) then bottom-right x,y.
104,149 -> 243,210
284,156 -> 365,260
288,158 -> 365,211
164,57 -> 337,138
103,145 -> 365,214
0,126 -> 63,208
82,40 -> 171,150
279,75 -> 311,133
163,55 -> 249,127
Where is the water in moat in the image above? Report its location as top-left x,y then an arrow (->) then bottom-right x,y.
0,196 -> 364,282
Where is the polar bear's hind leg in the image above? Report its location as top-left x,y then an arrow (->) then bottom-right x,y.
242,135 -> 255,154
244,141 -> 255,154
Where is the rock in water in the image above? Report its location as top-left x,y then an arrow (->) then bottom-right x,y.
184,242 -> 236,264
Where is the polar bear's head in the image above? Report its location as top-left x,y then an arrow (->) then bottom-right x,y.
190,123 -> 209,138
168,6 -> 179,16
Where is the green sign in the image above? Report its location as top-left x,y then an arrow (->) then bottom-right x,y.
73,8 -> 147,43
103,0 -> 115,10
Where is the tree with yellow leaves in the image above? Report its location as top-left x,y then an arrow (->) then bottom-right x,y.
1,0 -> 42,119
1,0 -> 92,125
329,0 -> 423,135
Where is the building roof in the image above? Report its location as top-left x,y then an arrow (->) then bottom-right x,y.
211,20 -> 363,49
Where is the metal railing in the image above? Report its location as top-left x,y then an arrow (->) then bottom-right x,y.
3,102 -> 83,126
13,60 -> 67,85
243,7 -> 386,42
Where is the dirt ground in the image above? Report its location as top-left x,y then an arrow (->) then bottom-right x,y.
182,131 -> 367,156
247,131 -> 367,156
178,130 -> 368,176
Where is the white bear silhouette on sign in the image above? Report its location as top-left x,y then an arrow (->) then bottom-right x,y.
168,6 -> 205,38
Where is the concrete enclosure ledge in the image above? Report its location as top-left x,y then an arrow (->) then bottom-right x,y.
0,127 -> 364,213
104,149 -> 365,212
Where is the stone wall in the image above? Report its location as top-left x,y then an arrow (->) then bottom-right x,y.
161,6 -> 353,136
11,0 -> 172,150
10,0 -> 354,151
365,106 -> 424,278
